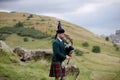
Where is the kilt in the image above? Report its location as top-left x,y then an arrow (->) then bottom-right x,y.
49,61 -> 66,77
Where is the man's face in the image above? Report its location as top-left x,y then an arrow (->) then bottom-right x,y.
58,33 -> 64,39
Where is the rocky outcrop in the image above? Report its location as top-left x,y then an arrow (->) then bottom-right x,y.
62,60 -> 80,80
13,47 -> 52,61
0,40 -> 12,53
13,47 -> 80,80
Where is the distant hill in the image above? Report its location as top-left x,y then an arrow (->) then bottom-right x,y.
0,12 -> 120,80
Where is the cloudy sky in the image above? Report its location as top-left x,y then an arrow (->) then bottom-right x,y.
0,0 -> 120,36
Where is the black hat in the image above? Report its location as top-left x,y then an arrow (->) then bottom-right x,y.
56,29 -> 65,33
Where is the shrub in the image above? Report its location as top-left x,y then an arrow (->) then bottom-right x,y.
113,43 -> 117,47
14,21 -> 24,27
23,37 -> 29,42
105,36 -> 109,41
0,27 -> 49,39
92,46 -> 101,53
17,28 -> 48,39
41,19 -> 45,21
10,11 -> 16,13
113,43 -> 120,51
27,14 -> 33,18
0,27 -> 14,34
36,22 -> 40,24
82,42 -> 89,47
13,19 -> 16,22
115,46 -> 119,51
74,49 -> 84,56
26,18 -> 30,20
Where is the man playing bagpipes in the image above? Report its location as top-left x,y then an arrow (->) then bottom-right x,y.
49,21 -> 74,80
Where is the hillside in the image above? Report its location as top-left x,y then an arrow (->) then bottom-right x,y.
0,12 -> 120,80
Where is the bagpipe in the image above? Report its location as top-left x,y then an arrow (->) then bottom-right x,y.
63,35 -> 74,56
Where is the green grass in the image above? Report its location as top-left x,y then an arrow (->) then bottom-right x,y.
0,50 -> 52,80
0,42 -> 120,80
0,62 -> 53,80
0,50 -> 77,80
0,12 -> 120,80
0,49 -> 19,63
5,34 -> 52,49
72,53 -> 120,80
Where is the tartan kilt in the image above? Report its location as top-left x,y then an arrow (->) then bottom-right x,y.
49,61 -> 66,77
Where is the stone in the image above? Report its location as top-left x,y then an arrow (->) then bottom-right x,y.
0,40 -> 12,53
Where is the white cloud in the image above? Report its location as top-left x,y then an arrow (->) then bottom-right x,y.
76,3 -> 98,14
93,0 -> 120,3
0,9 -> 10,12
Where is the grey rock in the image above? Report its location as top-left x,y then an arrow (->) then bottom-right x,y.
0,40 -> 12,53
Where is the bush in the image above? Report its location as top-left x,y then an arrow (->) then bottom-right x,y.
17,28 -> 48,39
113,43 -> 120,51
0,27 -> 49,39
105,36 -> 109,41
41,19 -> 45,21
92,46 -> 101,53
74,49 -> 84,56
0,27 -> 14,34
13,19 -> 16,22
82,42 -> 89,47
115,46 -> 119,51
14,21 -> 24,27
113,43 -> 117,47
27,14 -> 33,18
26,18 -> 30,20
23,37 -> 29,42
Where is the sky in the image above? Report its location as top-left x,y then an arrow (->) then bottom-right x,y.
0,0 -> 120,36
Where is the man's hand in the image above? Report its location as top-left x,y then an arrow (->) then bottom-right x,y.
68,54 -> 72,57
66,55 -> 71,60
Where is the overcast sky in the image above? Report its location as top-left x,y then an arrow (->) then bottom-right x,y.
0,0 -> 120,36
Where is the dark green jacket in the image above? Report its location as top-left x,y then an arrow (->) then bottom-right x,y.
52,38 -> 66,63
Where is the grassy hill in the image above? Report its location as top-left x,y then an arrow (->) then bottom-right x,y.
0,12 -> 120,80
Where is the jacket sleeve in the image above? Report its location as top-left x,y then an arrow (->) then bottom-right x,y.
53,41 -> 66,61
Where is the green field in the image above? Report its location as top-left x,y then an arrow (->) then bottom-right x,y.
5,34 -> 52,49
0,12 -> 120,80
0,49 -> 120,80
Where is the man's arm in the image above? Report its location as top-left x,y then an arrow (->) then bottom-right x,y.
53,41 -> 66,61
